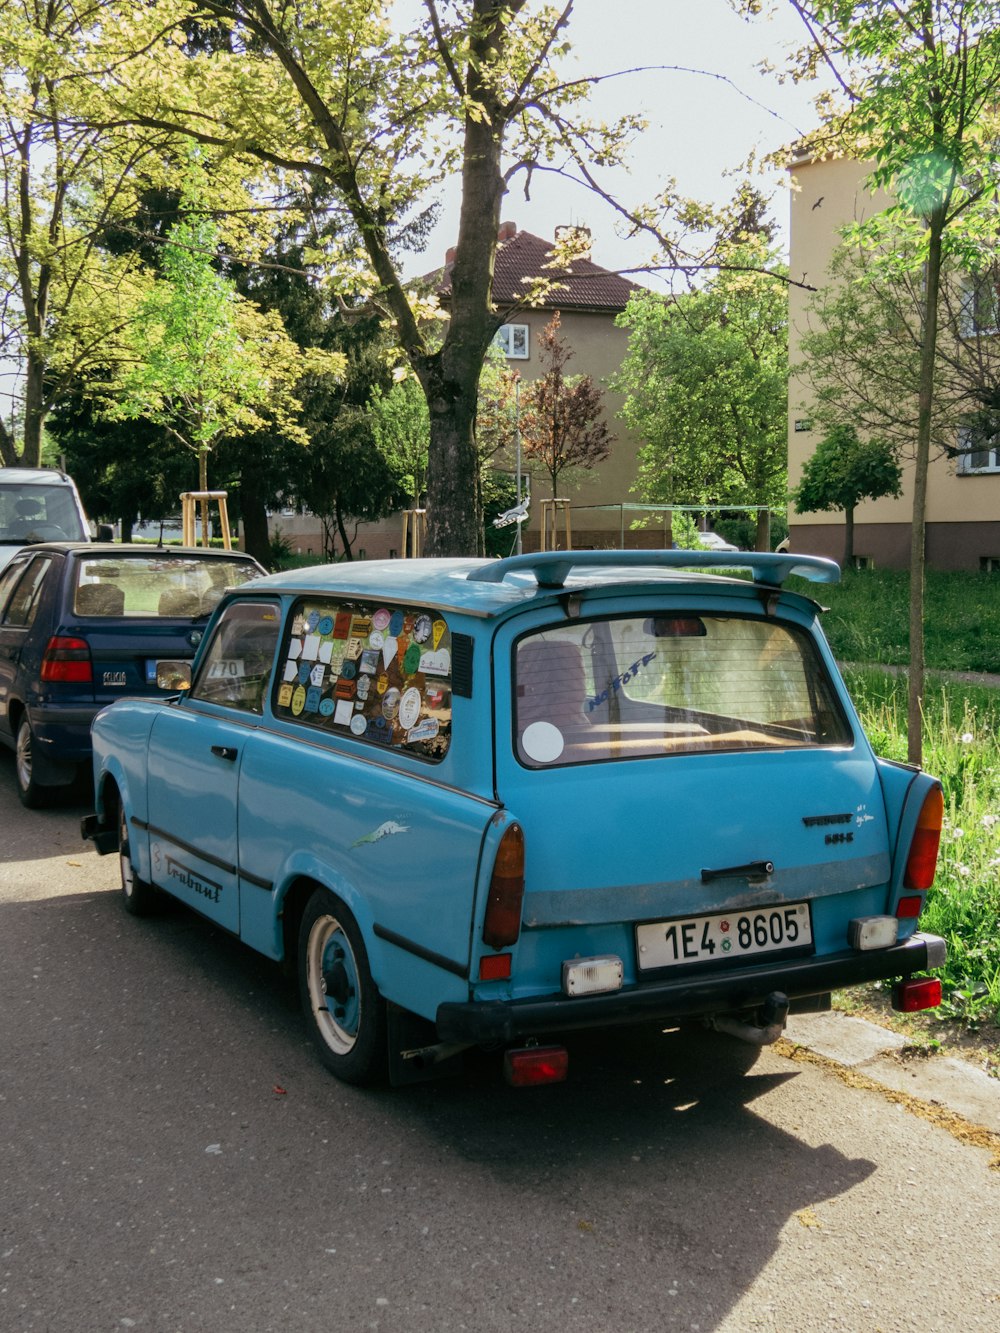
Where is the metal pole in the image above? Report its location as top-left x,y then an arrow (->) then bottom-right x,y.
515,377 -> 523,556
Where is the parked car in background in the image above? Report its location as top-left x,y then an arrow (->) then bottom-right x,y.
0,468 -> 107,573
82,550 -> 947,1089
0,543 -> 265,805
695,530 -> 739,552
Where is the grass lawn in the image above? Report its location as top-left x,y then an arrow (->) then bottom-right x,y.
789,567 -> 1000,674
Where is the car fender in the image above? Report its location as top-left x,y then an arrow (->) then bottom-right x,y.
876,757 -> 943,926
244,850 -> 375,971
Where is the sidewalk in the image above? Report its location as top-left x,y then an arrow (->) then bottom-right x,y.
783,1010 -> 1000,1136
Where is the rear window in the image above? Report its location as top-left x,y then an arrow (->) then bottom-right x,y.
73,555 -> 261,618
515,613 -> 851,767
0,483 -> 87,542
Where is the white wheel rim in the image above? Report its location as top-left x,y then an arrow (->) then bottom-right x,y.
306,914 -> 361,1057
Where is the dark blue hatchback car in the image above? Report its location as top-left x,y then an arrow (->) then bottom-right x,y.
0,542 -> 264,806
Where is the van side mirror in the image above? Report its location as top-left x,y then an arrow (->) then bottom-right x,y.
95,524 -> 115,542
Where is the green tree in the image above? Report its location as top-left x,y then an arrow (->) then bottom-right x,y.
519,312 -> 614,499
97,0 -> 644,555
111,198 -> 319,537
782,0 -> 1000,761
0,0 -> 181,465
368,376 -> 430,516
615,239 -> 788,551
800,239 -> 1000,469
795,424 -> 902,566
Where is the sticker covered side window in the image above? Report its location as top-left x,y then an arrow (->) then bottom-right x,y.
273,600 -> 452,762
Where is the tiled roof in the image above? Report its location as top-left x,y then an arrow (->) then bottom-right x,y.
435,228 -> 641,313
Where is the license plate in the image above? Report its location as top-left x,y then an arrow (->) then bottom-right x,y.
636,902 -> 812,971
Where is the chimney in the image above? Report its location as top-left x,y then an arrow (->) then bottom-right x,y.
498,220 -> 517,242
445,246 -> 456,266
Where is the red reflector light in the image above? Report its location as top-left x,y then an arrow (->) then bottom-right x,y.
892,977 -> 942,1013
904,786 -> 943,890
895,895 -> 923,919
479,953 -> 512,981
41,636 -> 93,683
483,823 -> 525,949
503,1045 -> 569,1087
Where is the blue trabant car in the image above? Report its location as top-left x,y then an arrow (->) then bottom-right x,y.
83,551 -> 946,1087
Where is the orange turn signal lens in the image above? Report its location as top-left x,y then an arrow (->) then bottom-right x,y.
904,787 -> 944,891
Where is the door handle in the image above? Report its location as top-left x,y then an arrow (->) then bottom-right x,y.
211,745 -> 238,762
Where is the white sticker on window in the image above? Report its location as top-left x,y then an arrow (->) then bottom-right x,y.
521,721 -> 565,764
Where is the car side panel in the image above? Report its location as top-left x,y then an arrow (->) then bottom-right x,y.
235,725 -> 497,1018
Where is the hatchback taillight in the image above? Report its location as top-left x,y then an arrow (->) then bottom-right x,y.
482,822 -> 525,950
903,786 -> 944,890
41,636 -> 93,683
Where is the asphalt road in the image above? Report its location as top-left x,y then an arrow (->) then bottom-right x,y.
1,756 -> 997,1333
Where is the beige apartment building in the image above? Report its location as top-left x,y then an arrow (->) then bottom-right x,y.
270,222 -> 653,559
789,155 -> 1000,570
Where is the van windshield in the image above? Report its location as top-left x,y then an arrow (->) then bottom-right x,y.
0,484 -> 87,543
514,613 -> 852,767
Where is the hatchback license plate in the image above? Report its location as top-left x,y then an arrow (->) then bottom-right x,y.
636,902 -> 812,971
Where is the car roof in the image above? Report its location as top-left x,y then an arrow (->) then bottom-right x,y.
19,543 -> 262,562
0,467 -> 78,486
238,551 -> 840,620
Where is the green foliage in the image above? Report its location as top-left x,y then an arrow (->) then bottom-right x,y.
110,202 -> 301,492
795,424 -> 901,514
794,568 -> 1000,673
368,377 -> 430,510
844,671 -> 1000,1027
615,235 -> 788,546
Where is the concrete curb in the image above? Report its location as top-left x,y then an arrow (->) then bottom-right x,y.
784,1011 -> 1000,1134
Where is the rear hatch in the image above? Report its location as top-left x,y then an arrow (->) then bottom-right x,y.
491,589 -> 889,985
62,549 -> 262,704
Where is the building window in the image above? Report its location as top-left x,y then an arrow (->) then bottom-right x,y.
494,323 -> 530,359
957,420 -> 1000,474
960,270 -> 1000,336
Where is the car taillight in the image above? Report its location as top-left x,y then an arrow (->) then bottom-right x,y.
482,822 -> 525,950
504,1045 -> 569,1087
41,636 -> 93,683
892,977 -> 942,1012
903,786 -> 944,890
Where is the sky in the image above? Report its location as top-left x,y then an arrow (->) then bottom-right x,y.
405,0 -> 825,285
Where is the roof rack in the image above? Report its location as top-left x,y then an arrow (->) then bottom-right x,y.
468,549 -> 840,590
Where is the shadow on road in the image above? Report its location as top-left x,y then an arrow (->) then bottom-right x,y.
0,884 -> 877,1332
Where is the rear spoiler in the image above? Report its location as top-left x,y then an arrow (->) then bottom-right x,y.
468,550 -> 840,590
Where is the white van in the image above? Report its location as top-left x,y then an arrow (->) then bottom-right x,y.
0,468 -> 96,573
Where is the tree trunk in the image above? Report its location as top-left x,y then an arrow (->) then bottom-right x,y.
843,505 -> 855,568
907,218 -> 944,768
754,509 -> 770,551
335,501 -> 354,560
21,355 -> 47,467
239,477 -> 271,565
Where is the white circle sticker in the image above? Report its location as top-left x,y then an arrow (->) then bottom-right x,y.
521,721 -> 565,764
399,687 -> 422,731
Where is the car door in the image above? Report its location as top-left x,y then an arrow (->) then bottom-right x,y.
143,598 -> 282,933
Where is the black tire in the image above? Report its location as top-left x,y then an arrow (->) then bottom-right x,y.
118,801 -> 160,916
298,888 -> 387,1085
15,716 -> 53,809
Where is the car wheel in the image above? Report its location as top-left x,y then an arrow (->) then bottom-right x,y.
15,716 -> 52,809
299,889 -> 387,1085
118,801 -> 160,916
